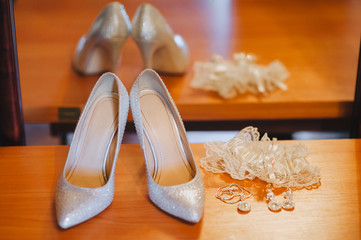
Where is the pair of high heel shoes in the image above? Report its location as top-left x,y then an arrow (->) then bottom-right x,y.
55,69 -> 204,229
73,2 -> 189,75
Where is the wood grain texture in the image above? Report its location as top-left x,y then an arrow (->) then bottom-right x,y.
14,0 -> 361,123
0,139 -> 360,239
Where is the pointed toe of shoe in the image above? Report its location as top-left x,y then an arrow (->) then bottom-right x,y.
55,194 -> 93,229
171,185 -> 204,223
148,173 -> 205,223
55,192 -> 87,229
173,199 -> 204,223
55,177 -> 114,229
56,211 -> 77,230
181,200 -> 204,223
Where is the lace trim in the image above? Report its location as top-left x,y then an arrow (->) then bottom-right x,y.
200,126 -> 321,188
191,53 -> 290,98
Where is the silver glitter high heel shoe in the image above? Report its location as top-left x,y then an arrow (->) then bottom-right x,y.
55,72 -> 129,229
72,2 -> 131,75
130,69 -> 204,223
131,4 -> 190,75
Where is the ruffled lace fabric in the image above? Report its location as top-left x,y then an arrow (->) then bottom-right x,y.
200,127 -> 320,188
191,53 -> 290,98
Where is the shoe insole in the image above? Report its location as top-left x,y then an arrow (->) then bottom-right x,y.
140,90 -> 194,187
65,94 -> 118,188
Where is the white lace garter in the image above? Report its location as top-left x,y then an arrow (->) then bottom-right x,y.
191,53 -> 290,98
200,126 -> 321,188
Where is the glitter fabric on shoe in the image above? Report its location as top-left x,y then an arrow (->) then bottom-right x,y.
72,2 -> 131,75
130,69 -> 204,222
132,4 -> 189,75
55,72 -> 129,229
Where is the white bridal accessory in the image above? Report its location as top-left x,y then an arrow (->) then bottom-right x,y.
191,53 -> 289,98
265,186 -> 295,211
216,183 -> 252,212
201,126 -> 321,211
282,188 -> 295,210
201,126 -> 320,188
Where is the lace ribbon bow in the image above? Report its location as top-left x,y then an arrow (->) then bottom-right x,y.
200,126 -> 320,188
191,53 -> 290,98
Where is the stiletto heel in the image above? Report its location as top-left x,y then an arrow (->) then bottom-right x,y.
132,4 -> 190,75
55,72 -> 129,229
130,69 -> 204,223
107,38 -> 126,73
137,40 -> 162,69
72,2 -> 131,75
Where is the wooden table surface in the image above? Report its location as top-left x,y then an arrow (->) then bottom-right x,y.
14,0 -> 361,123
0,139 -> 360,239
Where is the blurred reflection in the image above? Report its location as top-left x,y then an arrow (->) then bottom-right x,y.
205,0 -> 233,57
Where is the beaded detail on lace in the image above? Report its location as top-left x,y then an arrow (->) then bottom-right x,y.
191,53 -> 290,98
200,126 -> 320,188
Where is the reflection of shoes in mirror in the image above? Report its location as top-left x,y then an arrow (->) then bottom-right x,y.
130,69 -> 204,223
132,4 -> 190,75
72,2 -> 131,76
55,72 -> 129,229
